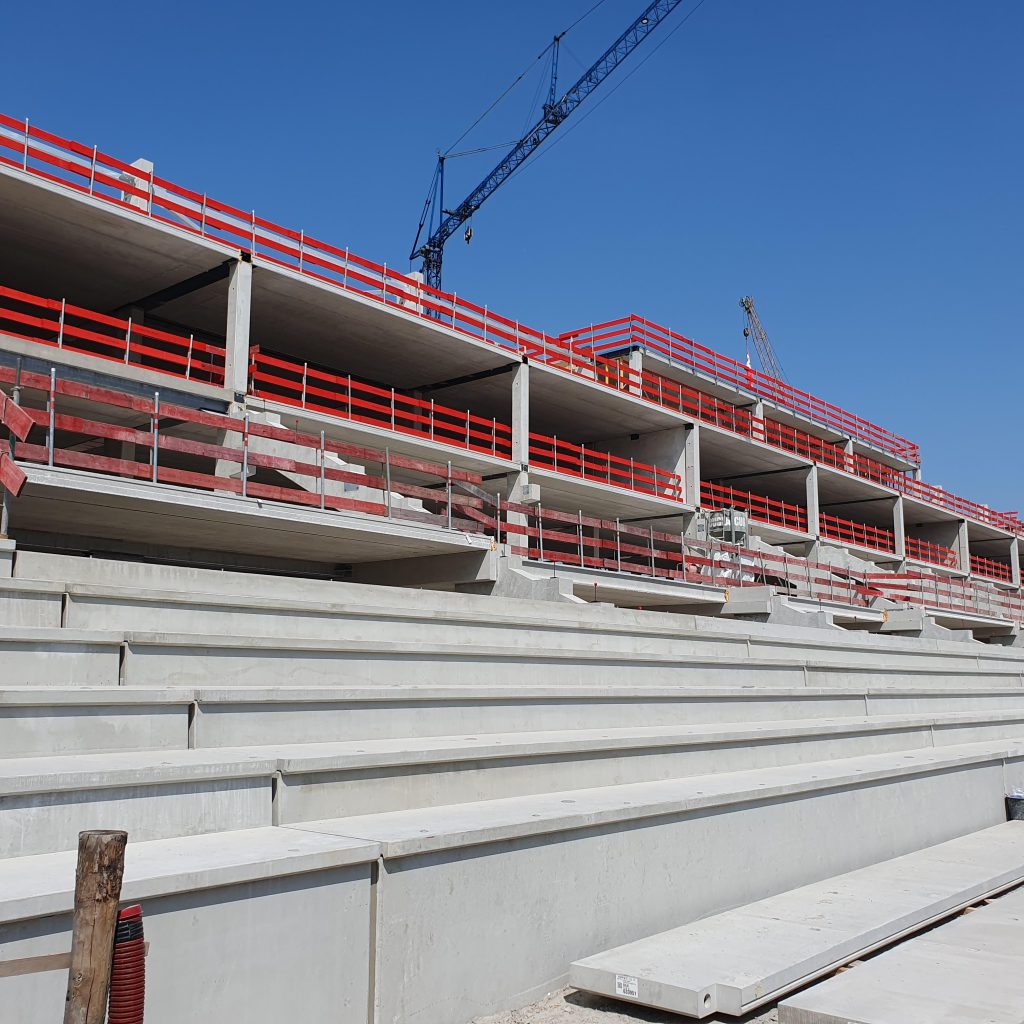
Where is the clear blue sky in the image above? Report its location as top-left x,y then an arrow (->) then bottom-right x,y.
3,2 -> 1021,510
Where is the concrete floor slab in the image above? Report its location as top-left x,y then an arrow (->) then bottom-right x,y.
779,884 -> 1024,1024
570,822 -> 1024,1018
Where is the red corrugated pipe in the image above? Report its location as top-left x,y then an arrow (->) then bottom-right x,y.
107,904 -> 145,1024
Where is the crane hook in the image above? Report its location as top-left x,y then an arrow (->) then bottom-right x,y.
464,224 -> 474,244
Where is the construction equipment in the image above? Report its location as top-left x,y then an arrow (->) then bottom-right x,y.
740,295 -> 787,383
410,0 -> 694,290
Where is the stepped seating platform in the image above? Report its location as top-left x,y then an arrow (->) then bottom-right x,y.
779,882 -> 1024,1023
569,821 -> 1024,1018
0,549 -> 1023,1023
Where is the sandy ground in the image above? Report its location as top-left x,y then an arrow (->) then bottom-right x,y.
473,987 -> 778,1024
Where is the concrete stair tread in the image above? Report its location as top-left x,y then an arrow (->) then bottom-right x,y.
286,739 -> 1024,857
778,884 -> 1024,1024
3,712 -> 1023,792
569,821 -> 1024,1018
0,826 -> 380,925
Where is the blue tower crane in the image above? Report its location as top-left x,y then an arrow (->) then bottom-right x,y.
410,0 -> 688,291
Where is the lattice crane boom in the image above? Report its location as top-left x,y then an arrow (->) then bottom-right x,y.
740,295 -> 787,383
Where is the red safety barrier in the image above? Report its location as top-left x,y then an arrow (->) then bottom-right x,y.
864,570 -> 1024,625
0,364 -> 490,534
2,114 -> 1020,538
970,554 -> 1013,584
0,283 -> 224,385
700,480 -> 808,533
564,316 -> 921,464
905,535 -> 959,570
248,348 -> 513,460
528,432 -> 683,501
820,512 -> 896,554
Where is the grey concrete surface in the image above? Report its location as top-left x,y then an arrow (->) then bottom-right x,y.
295,745 -> 1015,1024
571,822 -> 1024,1017
0,827 -> 377,1024
779,883 -> 1024,1024
0,627 -> 120,686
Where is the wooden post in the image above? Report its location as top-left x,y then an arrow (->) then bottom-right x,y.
63,830 -> 127,1024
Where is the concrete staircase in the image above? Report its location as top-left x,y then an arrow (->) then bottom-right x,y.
1,550 -> 1023,1024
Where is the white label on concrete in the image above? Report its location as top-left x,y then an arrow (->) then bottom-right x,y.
615,974 -> 639,999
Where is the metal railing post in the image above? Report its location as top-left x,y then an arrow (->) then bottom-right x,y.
1,360 -> 23,538
385,447 -> 392,519
151,392 -> 160,482
391,388 -> 396,431
495,491 -> 502,543
88,145 -> 98,195
57,299 -> 66,349
616,517 -> 622,572
451,292 -> 458,327
319,430 -> 326,511
124,318 -> 132,364
250,210 -> 257,255
241,412 -> 250,498
301,363 -> 308,408
347,374 -> 353,419
538,507 -> 545,562
200,194 -> 208,236
649,526 -> 656,576
578,510 -> 584,566
482,306 -> 488,345
343,248 -> 350,290
298,230 -> 305,273
185,334 -> 194,379
22,118 -> 29,169
47,366 -> 55,467
446,461 -> 453,530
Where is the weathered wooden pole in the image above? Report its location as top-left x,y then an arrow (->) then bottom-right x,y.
63,830 -> 128,1024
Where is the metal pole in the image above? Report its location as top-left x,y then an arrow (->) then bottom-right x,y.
578,510 -> 584,566
385,447 -> 392,519
57,298 -> 66,348
538,507 -> 545,561
382,262 -> 388,305
124,317 -> 132,364
301,362 -> 308,408
319,430 -> 326,511
649,526 -> 656,576
616,517 -> 622,571
185,334 -> 194,379
22,117 -> 29,170
47,366 -> 55,468
1,360 -> 23,537
446,461 -> 453,530
88,145 -> 98,195
241,412 -> 249,497
151,392 -> 160,482
298,229 -> 305,273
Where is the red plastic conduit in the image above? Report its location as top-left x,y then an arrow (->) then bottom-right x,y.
107,904 -> 145,1024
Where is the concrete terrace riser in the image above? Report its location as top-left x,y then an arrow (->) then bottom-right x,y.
346,761 -> 1009,1024
6,721 -> 1024,857
7,690 -> 1024,756
118,642 -> 1024,690
0,864 -> 372,1024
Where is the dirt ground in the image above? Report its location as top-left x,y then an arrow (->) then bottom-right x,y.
473,987 -> 778,1024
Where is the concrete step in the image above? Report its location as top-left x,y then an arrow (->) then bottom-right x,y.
285,741 -> 1024,1024
47,581 -> 1024,674
569,821 -> 1024,1017
7,685 -> 1024,756
0,827 -> 378,1024
0,628 -> 120,686
14,551 -> 1024,672
3,717 -> 1024,857
779,883 -> 1024,1024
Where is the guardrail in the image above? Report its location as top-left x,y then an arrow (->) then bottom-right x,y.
249,348 -> 513,460
866,570 -> 1024,625
700,480 -> 808,533
564,316 -> 921,464
0,283 -> 224,385
2,113 -> 1019,538
970,554 -> 1014,584
528,432 -> 683,501
0,363 -> 489,534
905,535 -> 959,570
820,513 -> 896,555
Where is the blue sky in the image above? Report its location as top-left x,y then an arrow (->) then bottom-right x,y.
3,2 -> 1022,510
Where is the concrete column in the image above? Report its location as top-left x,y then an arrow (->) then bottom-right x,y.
804,466 -> 820,538
684,424 -> 701,507
892,496 -> 906,560
956,520 -> 970,575
511,360 -> 529,467
627,350 -> 643,398
224,257 -> 253,398
1009,540 -> 1021,589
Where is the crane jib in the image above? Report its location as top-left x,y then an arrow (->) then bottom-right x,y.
416,0 -> 689,290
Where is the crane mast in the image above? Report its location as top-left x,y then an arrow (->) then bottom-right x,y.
740,295 -> 787,383
411,0 -> 687,291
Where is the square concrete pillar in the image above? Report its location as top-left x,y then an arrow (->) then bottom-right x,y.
956,520 -> 970,574
511,361 -> 529,466
1010,541 -> 1021,589
892,496 -> 906,560
225,257 -> 253,398
804,466 -> 820,538
684,424 -> 701,507
627,350 -> 644,398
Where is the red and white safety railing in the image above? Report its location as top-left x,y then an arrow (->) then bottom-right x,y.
0,283 -> 224,385
866,570 -> 1024,625
969,553 -> 1014,584
565,316 -> 922,464
820,513 -> 896,555
528,432 -> 684,501
700,480 -> 808,533
249,348 -> 513,460
0,363 -> 491,534
904,535 -> 959,570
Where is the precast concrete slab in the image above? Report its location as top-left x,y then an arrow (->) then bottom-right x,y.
290,742 -> 1022,1024
0,827 -> 379,1024
0,579 -> 64,628
570,822 -> 1024,1017
0,627 -> 120,686
12,465 -> 494,566
778,883 -> 1024,1024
